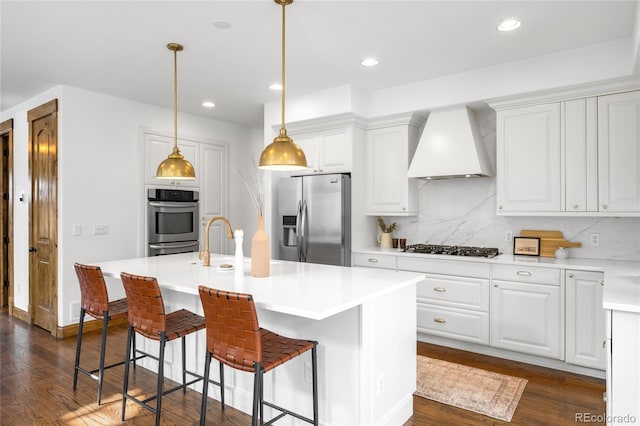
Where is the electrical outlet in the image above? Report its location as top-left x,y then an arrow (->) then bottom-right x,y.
93,224 -> 108,235
70,301 -> 81,321
590,233 -> 600,246
72,224 -> 82,236
304,362 -> 312,383
505,231 -> 513,242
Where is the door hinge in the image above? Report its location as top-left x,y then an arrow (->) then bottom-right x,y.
3,279 -> 8,289
2,192 -> 8,200
2,236 -> 8,245
2,148 -> 8,157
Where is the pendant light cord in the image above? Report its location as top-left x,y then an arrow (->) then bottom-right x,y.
173,47 -> 179,153
280,1 -> 286,132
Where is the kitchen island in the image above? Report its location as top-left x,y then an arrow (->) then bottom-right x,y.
96,252 -> 424,425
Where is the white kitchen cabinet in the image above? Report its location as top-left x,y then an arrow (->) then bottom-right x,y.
598,90 -> 640,213
365,115 -> 422,216
290,127 -> 352,175
144,132 -> 199,188
496,103 -> 561,213
566,270 -> 606,370
398,257 -> 491,345
606,309 -> 640,425
491,264 -> 563,359
352,252 -> 396,270
493,87 -> 640,216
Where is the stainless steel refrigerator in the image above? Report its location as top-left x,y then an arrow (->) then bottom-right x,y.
277,174 -> 351,266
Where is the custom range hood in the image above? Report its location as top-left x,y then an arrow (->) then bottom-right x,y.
407,106 -> 493,179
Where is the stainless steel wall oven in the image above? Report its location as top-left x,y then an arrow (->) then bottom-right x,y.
147,189 -> 199,256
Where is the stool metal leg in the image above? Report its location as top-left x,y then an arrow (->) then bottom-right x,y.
220,362 -> 225,410
132,332 -> 137,369
155,333 -> 166,426
182,335 -> 186,394
96,312 -> 110,405
200,351 -> 212,426
121,325 -> 134,421
73,309 -> 85,392
251,362 -> 261,426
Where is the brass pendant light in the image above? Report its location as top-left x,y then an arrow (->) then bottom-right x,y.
259,0 -> 307,171
156,43 -> 196,180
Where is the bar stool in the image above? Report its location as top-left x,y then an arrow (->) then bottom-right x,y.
120,272 -> 206,426
198,285 -> 318,426
73,262 -> 138,405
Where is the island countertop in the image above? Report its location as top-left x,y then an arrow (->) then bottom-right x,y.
96,252 -> 424,321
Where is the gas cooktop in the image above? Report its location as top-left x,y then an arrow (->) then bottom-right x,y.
403,244 -> 500,258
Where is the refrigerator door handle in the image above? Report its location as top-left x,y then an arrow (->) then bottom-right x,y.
296,200 -> 303,261
301,200 -> 309,262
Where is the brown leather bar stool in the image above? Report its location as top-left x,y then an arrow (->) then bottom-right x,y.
198,285 -> 318,426
73,262 -> 140,405
120,272 -> 207,426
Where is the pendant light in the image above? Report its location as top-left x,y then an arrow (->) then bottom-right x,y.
259,0 -> 307,171
156,43 -> 196,180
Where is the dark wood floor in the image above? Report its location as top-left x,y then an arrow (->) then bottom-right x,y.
0,310 -> 605,425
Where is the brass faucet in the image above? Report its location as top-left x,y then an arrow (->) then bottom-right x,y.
200,216 -> 234,267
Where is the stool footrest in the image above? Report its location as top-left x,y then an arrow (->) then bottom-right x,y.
124,368 -> 203,412
76,352 -> 146,380
262,400 -> 315,425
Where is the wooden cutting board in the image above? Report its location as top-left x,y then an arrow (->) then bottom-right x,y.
519,229 -> 582,257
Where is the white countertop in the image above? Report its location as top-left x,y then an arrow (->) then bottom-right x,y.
355,247 -> 640,313
95,252 -> 424,321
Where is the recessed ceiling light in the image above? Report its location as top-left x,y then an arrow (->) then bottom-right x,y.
269,83 -> 283,91
497,19 -> 521,32
213,21 -> 231,30
360,57 -> 379,67
202,101 -> 215,108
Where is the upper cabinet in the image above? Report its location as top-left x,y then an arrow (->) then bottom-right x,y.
144,132 -> 200,188
292,127 -> 352,175
492,86 -> 639,216
365,114 -> 423,216
598,91 -> 640,213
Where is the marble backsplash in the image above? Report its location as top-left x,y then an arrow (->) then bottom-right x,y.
378,106 -> 640,262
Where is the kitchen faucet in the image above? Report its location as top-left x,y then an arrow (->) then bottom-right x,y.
200,216 -> 234,267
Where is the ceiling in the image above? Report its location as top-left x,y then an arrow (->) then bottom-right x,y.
1,1 -> 637,128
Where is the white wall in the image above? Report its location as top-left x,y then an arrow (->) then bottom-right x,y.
2,85 -> 257,326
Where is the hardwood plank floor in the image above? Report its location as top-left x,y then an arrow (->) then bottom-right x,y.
1,310 -> 605,425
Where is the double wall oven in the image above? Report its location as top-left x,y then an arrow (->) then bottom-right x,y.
147,189 -> 199,256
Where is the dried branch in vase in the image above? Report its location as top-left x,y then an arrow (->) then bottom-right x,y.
377,217 -> 397,233
239,156 -> 269,217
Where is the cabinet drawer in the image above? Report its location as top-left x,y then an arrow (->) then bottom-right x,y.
417,274 -> 489,311
352,253 -> 396,270
398,256 -> 490,278
492,264 -> 560,285
417,304 -> 489,345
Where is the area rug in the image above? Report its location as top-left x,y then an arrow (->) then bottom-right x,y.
415,356 -> 527,422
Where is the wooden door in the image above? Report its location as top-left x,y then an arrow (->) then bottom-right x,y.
0,119 -> 13,310
28,100 -> 58,334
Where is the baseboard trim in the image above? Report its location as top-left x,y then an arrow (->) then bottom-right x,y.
57,317 -> 129,339
11,306 -> 29,323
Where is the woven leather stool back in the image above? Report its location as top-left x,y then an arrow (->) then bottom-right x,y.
120,272 -> 166,340
74,263 -> 109,318
199,286 -> 261,372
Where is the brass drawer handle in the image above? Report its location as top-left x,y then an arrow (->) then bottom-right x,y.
433,318 -> 446,324
517,271 -> 532,276
367,258 -> 379,263
433,287 -> 446,292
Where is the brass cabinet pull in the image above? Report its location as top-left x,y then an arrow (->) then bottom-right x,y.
433,287 -> 446,292
602,340 -> 607,348
573,204 -> 579,209
433,318 -> 446,324
601,281 -> 605,286
367,258 -> 378,263
516,271 -> 532,276
568,273 -> 574,278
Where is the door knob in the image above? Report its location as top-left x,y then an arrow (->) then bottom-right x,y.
29,246 -> 37,253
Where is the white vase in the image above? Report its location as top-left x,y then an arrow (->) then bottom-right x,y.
377,232 -> 393,248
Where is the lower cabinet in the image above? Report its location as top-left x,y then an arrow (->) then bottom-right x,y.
491,264 -> 562,359
399,257 -> 491,345
566,270 -> 606,370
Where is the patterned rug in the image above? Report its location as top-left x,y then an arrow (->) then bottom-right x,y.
415,356 -> 528,422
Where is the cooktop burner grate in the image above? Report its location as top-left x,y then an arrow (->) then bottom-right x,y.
403,244 -> 500,258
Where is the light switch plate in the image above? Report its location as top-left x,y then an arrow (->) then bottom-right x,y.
93,224 -> 108,235
72,224 -> 82,236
